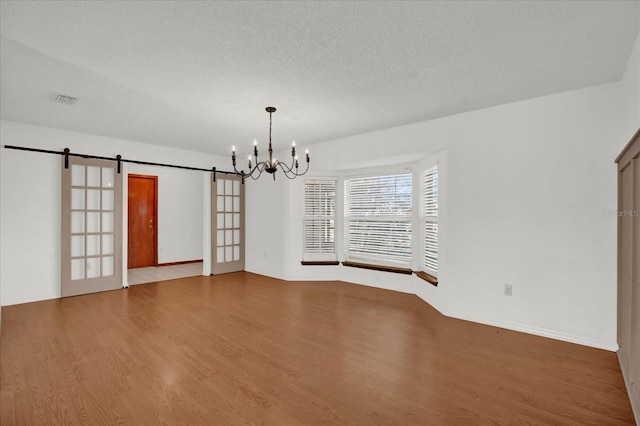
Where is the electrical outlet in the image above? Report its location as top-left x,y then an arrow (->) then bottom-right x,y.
504,284 -> 512,296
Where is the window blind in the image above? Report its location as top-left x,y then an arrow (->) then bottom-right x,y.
422,166 -> 438,275
344,173 -> 412,267
303,179 -> 336,260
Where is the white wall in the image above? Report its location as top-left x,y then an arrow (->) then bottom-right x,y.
246,77 -> 636,350
244,172 -> 289,278
0,142 -> 60,306
0,121 -> 226,306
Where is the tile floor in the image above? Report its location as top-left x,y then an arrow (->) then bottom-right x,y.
127,262 -> 203,285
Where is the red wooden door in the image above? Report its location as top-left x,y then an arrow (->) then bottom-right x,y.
128,175 -> 157,268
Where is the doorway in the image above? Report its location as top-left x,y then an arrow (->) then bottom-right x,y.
128,174 -> 158,268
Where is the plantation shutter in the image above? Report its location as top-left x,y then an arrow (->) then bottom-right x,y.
422,166 -> 438,276
303,179 -> 337,261
344,173 -> 412,268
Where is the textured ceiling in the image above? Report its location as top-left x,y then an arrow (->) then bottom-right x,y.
1,1 -> 638,156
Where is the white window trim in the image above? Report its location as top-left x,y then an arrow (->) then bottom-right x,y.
415,151 -> 446,283
421,165 -> 438,276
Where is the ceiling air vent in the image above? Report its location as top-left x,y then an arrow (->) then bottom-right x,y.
54,94 -> 78,105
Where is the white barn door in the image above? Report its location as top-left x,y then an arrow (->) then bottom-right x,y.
61,157 -> 123,297
211,175 -> 245,275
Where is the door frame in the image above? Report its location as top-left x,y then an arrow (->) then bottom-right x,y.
127,174 -> 158,268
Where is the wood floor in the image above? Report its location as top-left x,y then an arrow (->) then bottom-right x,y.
0,272 -> 635,425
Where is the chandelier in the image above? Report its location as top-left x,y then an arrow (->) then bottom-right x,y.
232,106 -> 309,180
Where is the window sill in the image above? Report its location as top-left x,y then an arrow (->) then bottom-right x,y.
415,271 -> 438,286
342,261 -> 412,275
300,261 -> 340,266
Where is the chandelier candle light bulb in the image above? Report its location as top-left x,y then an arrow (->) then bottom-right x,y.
231,106 -> 310,181
231,145 -> 237,167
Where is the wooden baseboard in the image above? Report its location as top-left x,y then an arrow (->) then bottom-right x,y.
156,259 -> 203,267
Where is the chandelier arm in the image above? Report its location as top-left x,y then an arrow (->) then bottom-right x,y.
234,165 -> 250,179
234,164 -> 251,178
242,160 -> 267,179
250,162 -> 268,180
277,161 -> 294,173
281,172 -> 300,180
283,162 -> 309,176
285,164 -> 307,179
298,165 -> 310,176
279,160 -> 309,176
247,164 -> 260,178
286,156 -> 297,171
274,162 -> 292,178
293,162 -> 310,177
